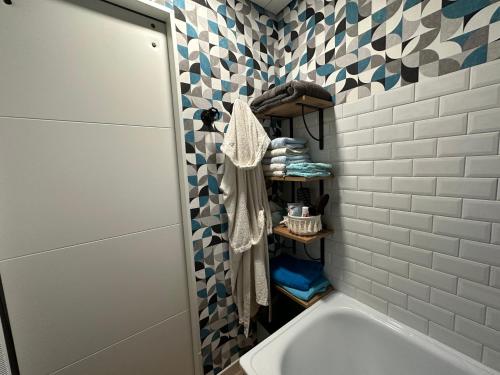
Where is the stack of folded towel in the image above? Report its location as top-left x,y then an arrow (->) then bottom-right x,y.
262,137 -> 333,178
270,254 -> 330,301
251,80 -> 332,114
262,137 -> 310,177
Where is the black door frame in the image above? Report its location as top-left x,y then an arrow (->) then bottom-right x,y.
0,274 -> 19,375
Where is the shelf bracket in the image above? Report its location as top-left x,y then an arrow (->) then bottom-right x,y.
0,274 -> 20,375
298,104 -> 324,150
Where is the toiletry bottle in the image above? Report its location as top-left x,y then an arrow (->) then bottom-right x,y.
302,206 -> 309,217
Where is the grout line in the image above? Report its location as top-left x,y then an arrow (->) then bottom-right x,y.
0,223 -> 180,263
51,309 -> 190,374
0,115 -> 170,130
468,67 -> 473,90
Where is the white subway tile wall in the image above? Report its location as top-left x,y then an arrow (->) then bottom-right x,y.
311,61 -> 500,370
415,69 -> 470,101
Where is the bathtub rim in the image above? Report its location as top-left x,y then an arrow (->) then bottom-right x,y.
240,291 -> 499,375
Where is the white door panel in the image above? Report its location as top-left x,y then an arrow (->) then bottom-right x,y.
0,226 -> 189,375
0,0 -> 173,127
53,312 -> 195,375
0,0 -> 194,373
0,117 -> 182,260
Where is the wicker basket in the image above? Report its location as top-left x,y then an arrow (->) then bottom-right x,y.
284,215 -> 322,236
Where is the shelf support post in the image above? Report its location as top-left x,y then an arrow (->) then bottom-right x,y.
320,179 -> 325,265
289,117 -> 296,254
319,108 -> 324,150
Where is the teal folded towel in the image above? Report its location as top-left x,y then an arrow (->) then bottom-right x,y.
286,170 -> 331,177
287,162 -> 332,171
281,276 -> 330,301
286,162 -> 332,177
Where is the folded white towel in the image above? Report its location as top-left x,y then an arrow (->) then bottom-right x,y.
262,163 -> 286,172
270,137 -> 307,149
265,147 -> 309,158
264,170 -> 285,177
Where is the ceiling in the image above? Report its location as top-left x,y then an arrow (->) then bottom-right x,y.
252,0 -> 290,14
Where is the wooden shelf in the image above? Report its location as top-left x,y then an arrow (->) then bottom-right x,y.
255,95 -> 333,119
267,175 -> 333,182
274,284 -> 334,309
273,224 -> 333,245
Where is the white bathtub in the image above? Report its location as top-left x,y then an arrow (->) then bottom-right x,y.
240,292 -> 498,375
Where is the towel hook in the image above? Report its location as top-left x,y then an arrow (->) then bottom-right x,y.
201,107 -> 221,131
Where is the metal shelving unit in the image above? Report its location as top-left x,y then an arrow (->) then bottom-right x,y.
258,95 -> 334,265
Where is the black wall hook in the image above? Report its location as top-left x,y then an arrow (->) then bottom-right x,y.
201,107 -> 221,131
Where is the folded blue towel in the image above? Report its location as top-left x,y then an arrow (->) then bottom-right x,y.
270,254 -> 324,291
271,137 -> 307,149
270,155 -> 311,164
281,276 -> 330,301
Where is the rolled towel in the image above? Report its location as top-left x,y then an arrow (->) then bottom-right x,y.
265,147 -> 309,158
251,80 -> 332,113
262,163 -> 286,172
270,137 -> 307,149
264,170 -> 285,177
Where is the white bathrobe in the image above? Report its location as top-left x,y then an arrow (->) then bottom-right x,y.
221,99 -> 272,336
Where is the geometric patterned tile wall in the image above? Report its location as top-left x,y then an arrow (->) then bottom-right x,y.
149,0 -> 500,374
277,0 -> 500,104
151,1 -> 278,374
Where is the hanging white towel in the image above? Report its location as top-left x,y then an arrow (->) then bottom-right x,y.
220,99 -> 272,336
